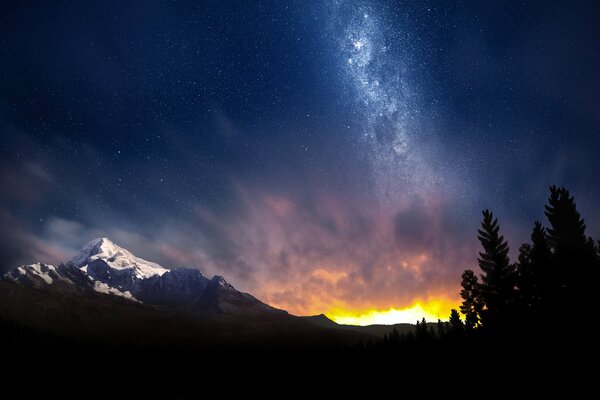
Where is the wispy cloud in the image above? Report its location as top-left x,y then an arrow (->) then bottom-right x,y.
0,168 -> 477,317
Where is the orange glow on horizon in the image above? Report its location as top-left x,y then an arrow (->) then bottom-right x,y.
326,299 -> 459,326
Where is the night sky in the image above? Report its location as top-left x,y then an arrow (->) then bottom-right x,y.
1,1 -> 599,322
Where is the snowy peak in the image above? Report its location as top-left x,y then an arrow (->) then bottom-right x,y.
69,237 -> 167,279
68,237 -> 115,266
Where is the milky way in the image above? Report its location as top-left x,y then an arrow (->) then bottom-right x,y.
330,1 -> 449,210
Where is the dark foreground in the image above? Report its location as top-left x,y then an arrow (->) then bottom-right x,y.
1,310 -> 596,399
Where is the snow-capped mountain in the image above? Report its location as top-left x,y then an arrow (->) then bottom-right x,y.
3,237 -> 284,318
69,237 -> 168,278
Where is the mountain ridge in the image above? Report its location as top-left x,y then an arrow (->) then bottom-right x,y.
301,313 -> 422,337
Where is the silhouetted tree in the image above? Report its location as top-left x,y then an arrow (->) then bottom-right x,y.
459,269 -> 483,330
477,210 -> 516,331
516,243 -> 535,315
596,240 -> 600,271
448,185 -> 599,347
436,319 -> 446,339
546,187 -> 590,255
448,309 -> 463,336
544,186 -> 597,317
415,318 -> 428,341
516,222 -> 554,320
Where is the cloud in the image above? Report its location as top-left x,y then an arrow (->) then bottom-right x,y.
0,157 -> 478,316
0,160 -> 53,208
0,211 -> 68,272
394,201 -> 431,245
157,183 -> 479,315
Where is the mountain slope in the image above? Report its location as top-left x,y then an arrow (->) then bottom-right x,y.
0,281 -> 369,349
4,262 -> 96,294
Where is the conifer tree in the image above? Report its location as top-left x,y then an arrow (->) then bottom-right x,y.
517,222 -> 553,320
516,242 -> 535,313
436,319 -> 446,339
449,309 -> 463,335
459,269 -> 483,330
477,210 -> 516,330
545,186 -> 589,257
544,186 -> 597,315
415,318 -> 428,341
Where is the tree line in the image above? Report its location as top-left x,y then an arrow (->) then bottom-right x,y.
375,185 -> 599,349
458,185 -> 599,336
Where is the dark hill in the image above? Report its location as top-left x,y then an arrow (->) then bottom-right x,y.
302,313 -> 437,337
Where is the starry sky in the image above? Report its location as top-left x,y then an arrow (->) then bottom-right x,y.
1,1 -> 599,322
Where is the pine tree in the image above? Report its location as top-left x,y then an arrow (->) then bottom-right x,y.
545,186 -> 589,257
436,318 -> 446,339
516,222 -> 553,320
459,269 -> 483,330
477,210 -> 516,330
530,222 -> 553,291
516,243 -> 535,315
449,309 -> 463,336
544,186 -> 597,316
415,318 -> 428,341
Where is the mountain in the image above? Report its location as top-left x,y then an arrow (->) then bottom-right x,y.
303,314 -> 341,329
1,237 -> 375,357
3,237 -> 284,318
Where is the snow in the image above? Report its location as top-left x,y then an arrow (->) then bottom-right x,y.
93,281 -> 137,301
69,237 -> 168,278
28,263 -> 55,284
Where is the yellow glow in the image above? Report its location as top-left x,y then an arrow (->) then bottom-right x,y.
327,299 -> 457,326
